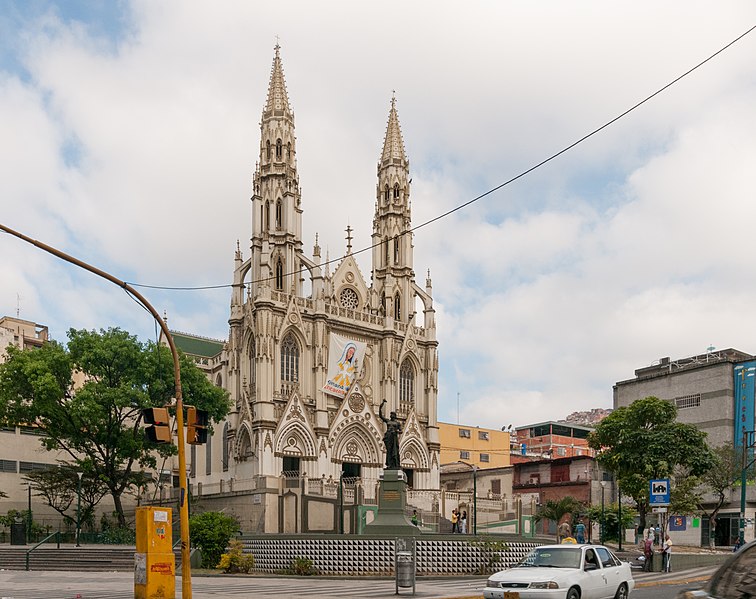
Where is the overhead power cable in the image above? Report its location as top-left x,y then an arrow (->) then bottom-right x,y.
127,23 -> 756,292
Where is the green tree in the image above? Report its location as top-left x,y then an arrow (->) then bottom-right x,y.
588,396 -> 715,533
584,503 -> 637,543
533,497 -> 583,542
189,511 -> 239,568
701,444 -> 748,548
0,327 -> 230,527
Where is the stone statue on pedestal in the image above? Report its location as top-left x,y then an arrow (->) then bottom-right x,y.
379,399 -> 401,470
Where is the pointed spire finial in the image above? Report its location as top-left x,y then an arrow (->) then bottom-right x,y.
264,42 -> 292,116
380,93 -> 407,166
345,225 -> 353,254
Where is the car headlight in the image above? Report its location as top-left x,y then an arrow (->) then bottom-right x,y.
486,579 -> 499,588
529,581 -> 559,589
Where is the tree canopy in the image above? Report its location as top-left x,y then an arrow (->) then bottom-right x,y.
588,396 -> 715,531
0,327 -> 230,527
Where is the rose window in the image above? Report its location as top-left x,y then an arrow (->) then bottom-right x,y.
340,288 -> 359,309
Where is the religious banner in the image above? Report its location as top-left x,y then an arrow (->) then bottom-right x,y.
322,333 -> 366,399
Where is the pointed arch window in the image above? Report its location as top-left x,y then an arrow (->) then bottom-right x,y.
276,258 -> 284,290
266,140 -> 271,160
384,237 -> 389,265
287,142 -> 291,159
393,235 -> 400,264
400,359 -> 415,412
394,293 -> 401,321
275,200 -> 282,229
384,185 -> 390,202
248,338 -> 256,392
380,292 -> 386,315
276,138 -> 282,159
265,201 -> 271,231
222,422 -> 229,472
393,183 -> 400,200
281,333 -> 300,385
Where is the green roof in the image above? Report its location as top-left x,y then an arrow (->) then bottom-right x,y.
170,331 -> 224,358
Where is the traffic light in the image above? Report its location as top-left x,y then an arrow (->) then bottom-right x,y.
186,406 -> 208,445
142,407 -> 172,444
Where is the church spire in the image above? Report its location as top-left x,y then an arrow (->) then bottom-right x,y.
379,93 -> 408,169
263,44 -> 293,119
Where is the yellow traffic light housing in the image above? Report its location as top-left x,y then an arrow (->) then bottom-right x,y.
186,406 -> 208,445
143,407 -> 172,444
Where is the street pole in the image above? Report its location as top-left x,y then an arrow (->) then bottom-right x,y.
27,484 -> 32,540
600,481 -> 606,545
76,471 -> 83,547
617,485 -> 622,551
473,465 -> 477,535
740,431 -> 747,546
0,223 -> 193,598
339,472 -> 344,535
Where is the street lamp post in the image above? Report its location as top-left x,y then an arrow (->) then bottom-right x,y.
0,223 -> 193,597
473,465 -> 478,535
76,471 -> 83,547
600,481 -> 606,545
617,484 -> 623,551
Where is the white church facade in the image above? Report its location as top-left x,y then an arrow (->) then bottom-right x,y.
170,46 -> 441,532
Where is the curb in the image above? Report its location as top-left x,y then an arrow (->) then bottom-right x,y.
635,574 -> 711,588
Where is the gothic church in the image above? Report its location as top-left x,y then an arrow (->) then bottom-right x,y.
177,46 -> 440,532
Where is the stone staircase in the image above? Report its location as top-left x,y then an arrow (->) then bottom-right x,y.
0,545 -> 183,572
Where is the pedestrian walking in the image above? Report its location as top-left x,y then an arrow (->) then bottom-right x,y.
643,535 -> 654,572
451,509 -> 459,533
460,510 -> 468,534
575,521 -> 586,544
661,533 -> 673,572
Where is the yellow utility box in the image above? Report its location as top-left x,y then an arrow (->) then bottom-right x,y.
135,506 -> 175,599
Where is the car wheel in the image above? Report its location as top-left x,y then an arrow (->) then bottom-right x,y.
614,583 -> 628,599
566,587 -> 580,599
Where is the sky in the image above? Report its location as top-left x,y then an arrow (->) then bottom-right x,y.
2,1 -> 756,429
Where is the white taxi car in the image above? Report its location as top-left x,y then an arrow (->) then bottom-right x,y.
483,544 -> 634,599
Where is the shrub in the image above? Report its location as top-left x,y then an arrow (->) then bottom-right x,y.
217,539 -> 254,573
100,526 -> 136,545
287,556 -> 317,576
189,511 -> 239,568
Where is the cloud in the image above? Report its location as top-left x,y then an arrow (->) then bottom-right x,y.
1,1 -> 756,430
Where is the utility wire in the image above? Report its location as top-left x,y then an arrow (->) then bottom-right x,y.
127,23 -> 756,292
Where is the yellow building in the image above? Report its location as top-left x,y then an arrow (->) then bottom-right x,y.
438,422 -> 510,468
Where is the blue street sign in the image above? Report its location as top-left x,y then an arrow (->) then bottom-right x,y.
649,479 -> 670,505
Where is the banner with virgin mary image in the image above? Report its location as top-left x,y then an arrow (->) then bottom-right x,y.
322,333 -> 367,399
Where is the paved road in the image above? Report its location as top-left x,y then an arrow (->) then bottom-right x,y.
0,567 -> 717,599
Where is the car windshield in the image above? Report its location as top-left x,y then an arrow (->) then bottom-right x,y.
517,547 -> 582,569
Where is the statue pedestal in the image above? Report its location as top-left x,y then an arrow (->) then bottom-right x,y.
363,469 -> 422,536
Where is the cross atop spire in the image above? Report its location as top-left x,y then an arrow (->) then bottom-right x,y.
264,44 -> 292,117
345,225 -> 353,254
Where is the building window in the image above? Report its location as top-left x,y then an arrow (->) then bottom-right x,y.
222,423 -> 229,472
266,140 -> 271,160
275,200 -> 282,229
0,459 -> 17,473
393,183 -> 400,200
557,447 -> 566,456
491,479 -> 501,495
276,138 -> 282,159
674,393 -> 701,409
400,360 -> 415,411
394,293 -> 401,320
459,429 -> 471,438
276,258 -> 284,290
287,142 -> 291,159
206,426 -> 213,475
478,431 -> 489,441
340,287 -> 359,310
265,201 -> 270,230
393,236 -> 400,264
480,453 -> 490,462
19,461 -> 50,472
384,237 -> 389,264
384,185 -> 389,202
281,333 -> 300,385
460,451 -> 470,460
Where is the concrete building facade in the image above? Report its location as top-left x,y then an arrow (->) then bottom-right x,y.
437,422 -> 511,469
